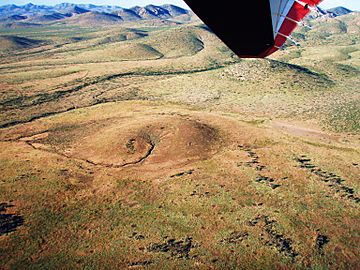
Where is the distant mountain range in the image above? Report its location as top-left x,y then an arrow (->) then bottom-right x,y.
0,3 -> 192,27
0,3 -> 353,27
318,6 -> 353,17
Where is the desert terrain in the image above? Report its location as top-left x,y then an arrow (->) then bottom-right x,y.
0,3 -> 359,269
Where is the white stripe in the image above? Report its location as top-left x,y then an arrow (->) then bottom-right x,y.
274,13 -> 300,24
276,0 -> 295,35
269,0 -> 295,37
278,32 -> 288,38
295,0 -> 309,7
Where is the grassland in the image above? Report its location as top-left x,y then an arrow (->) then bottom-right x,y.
0,13 -> 359,270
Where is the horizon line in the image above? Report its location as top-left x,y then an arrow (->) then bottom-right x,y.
0,2 -> 357,11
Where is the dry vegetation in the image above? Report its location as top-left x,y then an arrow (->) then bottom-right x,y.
0,11 -> 359,270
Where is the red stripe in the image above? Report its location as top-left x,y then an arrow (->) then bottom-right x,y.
287,2 -> 311,21
274,35 -> 287,47
278,19 -> 298,36
252,0 -> 324,57
302,0 -> 322,5
259,0 -> 320,57
258,47 -> 279,58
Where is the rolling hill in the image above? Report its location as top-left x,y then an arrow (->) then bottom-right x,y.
63,12 -> 123,26
0,35 -> 44,52
0,3 -> 352,26
327,6 -> 353,16
115,8 -> 142,21
0,3 -> 359,270
0,3 -> 192,26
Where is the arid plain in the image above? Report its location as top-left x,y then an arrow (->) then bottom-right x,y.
0,4 -> 359,269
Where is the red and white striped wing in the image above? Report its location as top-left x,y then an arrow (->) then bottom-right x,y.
260,0 -> 323,57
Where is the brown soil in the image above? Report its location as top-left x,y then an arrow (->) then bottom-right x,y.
20,115 -> 221,170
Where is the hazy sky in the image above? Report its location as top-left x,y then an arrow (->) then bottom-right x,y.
1,0 -> 359,10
